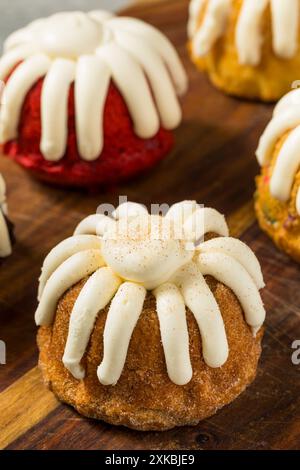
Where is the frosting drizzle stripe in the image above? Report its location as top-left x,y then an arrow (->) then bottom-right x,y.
198,252 -> 266,332
97,282 -> 146,385
199,237 -> 265,290
179,262 -> 229,368
256,112 -> 300,166
75,55 -> 110,161
114,30 -> 182,130
154,283 -> 192,385
63,267 -> 121,380
112,202 -> 148,220
296,188 -> 300,215
0,210 -> 11,257
236,0 -> 268,66
74,214 -> 115,236
109,17 -> 188,95
0,54 -> 51,144
0,45 -> 35,81
188,0 -> 205,38
271,0 -> 299,59
97,43 -> 160,139
38,235 -> 102,300
0,174 -> 11,258
35,249 -> 103,326
192,0 -> 231,57
274,89 -> 300,116
40,59 -> 76,161
166,200 -> 199,224
184,207 -> 229,242
270,126 -> 300,203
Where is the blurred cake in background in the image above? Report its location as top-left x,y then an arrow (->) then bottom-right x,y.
188,0 -> 300,101
0,173 -> 12,257
256,88 -> 300,262
0,11 -> 187,187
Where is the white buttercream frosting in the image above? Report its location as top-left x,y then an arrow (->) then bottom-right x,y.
256,88 -> 300,215
64,267 -> 121,381
176,261 -> 229,368
154,283 -> 192,385
0,10 -> 187,161
101,214 -> 194,290
189,0 -> 300,66
0,173 -> 12,258
35,201 -> 265,386
191,0 -> 231,58
97,282 -> 146,386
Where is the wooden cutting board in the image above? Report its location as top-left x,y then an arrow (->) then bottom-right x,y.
0,0 -> 299,450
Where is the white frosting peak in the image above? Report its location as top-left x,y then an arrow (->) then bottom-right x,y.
189,0 -> 300,66
0,10 -> 187,161
38,12 -> 103,59
36,201 -> 265,386
191,0 -> 231,58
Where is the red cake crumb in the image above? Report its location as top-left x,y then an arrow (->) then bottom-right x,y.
2,78 -> 174,188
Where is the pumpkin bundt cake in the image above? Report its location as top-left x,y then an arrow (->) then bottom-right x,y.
0,173 -> 12,258
256,88 -> 300,262
35,201 -> 266,430
0,11 -> 187,187
188,0 -> 300,101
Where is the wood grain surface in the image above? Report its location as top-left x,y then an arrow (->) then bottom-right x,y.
0,0 -> 299,450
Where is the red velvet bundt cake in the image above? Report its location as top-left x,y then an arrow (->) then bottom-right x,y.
35,201 -> 266,430
0,11 -> 188,187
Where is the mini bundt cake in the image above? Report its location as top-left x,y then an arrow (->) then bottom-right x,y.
256,88 -> 300,262
188,0 -> 300,101
0,173 -> 12,257
35,201 -> 266,431
0,11 -> 187,187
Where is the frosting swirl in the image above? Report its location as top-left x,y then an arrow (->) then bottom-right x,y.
101,214 -> 194,289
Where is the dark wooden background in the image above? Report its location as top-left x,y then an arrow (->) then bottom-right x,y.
0,0 -> 299,450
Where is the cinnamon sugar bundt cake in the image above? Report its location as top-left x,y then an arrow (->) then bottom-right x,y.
35,201 -> 266,430
0,11 -> 187,187
256,88 -> 300,262
188,0 -> 300,101
0,173 -> 12,257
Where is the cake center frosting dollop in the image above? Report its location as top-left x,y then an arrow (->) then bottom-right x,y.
31,12 -> 103,58
101,214 -> 194,289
